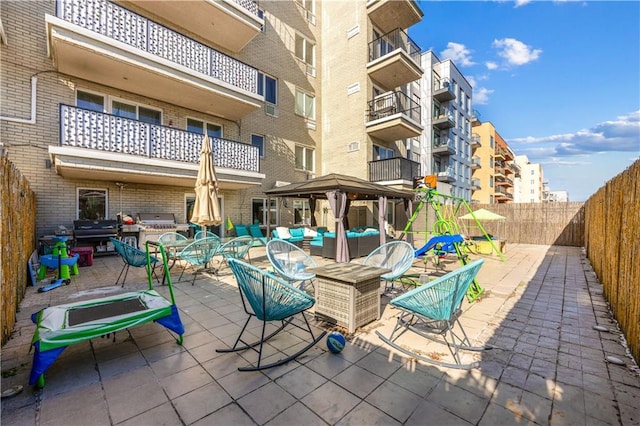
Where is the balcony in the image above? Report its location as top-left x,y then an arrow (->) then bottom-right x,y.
366,91 -> 423,142
115,0 -> 263,53
49,105 -> 264,188
470,156 -> 481,169
432,136 -> 456,156
367,0 -> 423,34
368,28 -> 422,90
432,108 -> 455,130
470,134 -> 481,148
471,178 -> 481,190
436,167 -> 455,183
433,78 -> 455,102
46,0 -> 263,121
368,157 -> 421,187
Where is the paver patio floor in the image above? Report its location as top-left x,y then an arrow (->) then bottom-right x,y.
2,243 -> 639,425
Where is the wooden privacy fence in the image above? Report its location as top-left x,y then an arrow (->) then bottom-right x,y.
1,155 -> 37,345
404,200 -> 584,246
453,202 -> 585,246
584,159 -> 639,364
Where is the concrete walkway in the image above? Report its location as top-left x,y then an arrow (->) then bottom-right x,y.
2,244 -> 639,425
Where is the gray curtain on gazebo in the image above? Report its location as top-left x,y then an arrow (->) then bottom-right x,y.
378,195 -> 387,246
309,197 -> 317,227
327,190 -> 349,262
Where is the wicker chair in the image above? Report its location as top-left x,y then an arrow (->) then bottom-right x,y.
176,237 -> 221,285
362,240 -> 415,294
110,237 -> 159,287
376,259 -> 491,369
216,259 -> 326,371
266,239 -> 318,291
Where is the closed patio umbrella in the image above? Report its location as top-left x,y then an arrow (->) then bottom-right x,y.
190,135 -> 222,233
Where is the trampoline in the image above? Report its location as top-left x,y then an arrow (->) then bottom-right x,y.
29,243 -> 184,388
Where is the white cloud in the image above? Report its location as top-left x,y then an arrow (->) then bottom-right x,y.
514,0 -> 533,7
509,111 -> 640,160
440,42 -> 475,67
473,87 -> 494,105
492,38 -> 542,66
485,61 -> 498,70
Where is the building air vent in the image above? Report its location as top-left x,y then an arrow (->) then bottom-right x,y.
347,141 -> 360,152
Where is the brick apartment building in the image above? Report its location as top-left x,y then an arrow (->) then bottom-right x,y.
1,0 -> 433,246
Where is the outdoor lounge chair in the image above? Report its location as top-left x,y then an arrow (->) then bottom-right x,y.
110,237 -> 159,287
362,240 -> 415,294
216,259 -> 326,371
266,239 -> 318,291
376,259 -> 491,369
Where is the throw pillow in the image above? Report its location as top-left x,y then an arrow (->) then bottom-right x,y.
276,226 -> 292,239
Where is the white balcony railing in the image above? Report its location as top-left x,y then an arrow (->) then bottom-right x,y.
60,104 -> 259,172
57,0 -> 259,94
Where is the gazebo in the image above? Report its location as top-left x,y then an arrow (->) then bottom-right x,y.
264,173 -> 414,262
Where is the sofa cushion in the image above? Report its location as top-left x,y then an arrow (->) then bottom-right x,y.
276,226 -> 292,239
290,228 -> 305,238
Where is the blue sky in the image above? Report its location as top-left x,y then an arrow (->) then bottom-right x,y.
409,0 -> 640,201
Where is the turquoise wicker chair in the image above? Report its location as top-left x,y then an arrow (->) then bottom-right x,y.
110,237 -> 159,287
266,239 -> 318,291
376,259 -> 490,369
176,237 -> 221,285
362,240 -> 416,293
216,236 -> 255,273
216,259 -> 326,371
157,232 -> 188,245
194,230 -> 220,240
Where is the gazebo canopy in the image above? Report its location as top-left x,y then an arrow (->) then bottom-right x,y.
264,173 -> 414,201
264,173 -> 414,263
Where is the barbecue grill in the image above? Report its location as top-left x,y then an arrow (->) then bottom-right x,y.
137,213 -> 190,247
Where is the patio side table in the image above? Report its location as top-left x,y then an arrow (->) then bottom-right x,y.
307,263 -> 390,334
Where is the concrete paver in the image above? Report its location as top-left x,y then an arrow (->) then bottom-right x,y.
2,244 -> 639,425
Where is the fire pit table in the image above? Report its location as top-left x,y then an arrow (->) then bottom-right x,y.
307,263 -> 390,334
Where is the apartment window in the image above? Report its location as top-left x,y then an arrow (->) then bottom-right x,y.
187,118 -> 222,138
295,89 -> 315,120
490,177 -> 494,188
531,169 -> 535,175
295,33 -> 315,76
77,90 -> 162,125
295,0 -> 315,24
112,99 -> 161,124
293,200 -> 311,225
77,188 -> 107,220
489,157 -> 494,168
531,179 -> 535,185
295,145 -> 314,171
77,90 -> 104,112
258,72 -> 278,106
251,134 -> 265,157
252,198 -> 277,226
373,145 -> 394,160
490,135 -> 494,149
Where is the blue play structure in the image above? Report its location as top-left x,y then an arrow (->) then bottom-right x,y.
414,234 -> 464,258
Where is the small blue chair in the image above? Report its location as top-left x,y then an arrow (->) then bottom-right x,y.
176,237 -> 221,285
266,239 -> 318,291
376,259 -> 491,369
110,237 -> 159,287
362,240 -> 415,293
216,235 -> 255,273
216,259 -> 326,371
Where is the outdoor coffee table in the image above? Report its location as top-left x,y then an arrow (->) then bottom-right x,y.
307,263 -> 390,334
